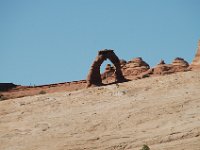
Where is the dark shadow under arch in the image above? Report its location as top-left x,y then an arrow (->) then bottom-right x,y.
86,49 -> 126,87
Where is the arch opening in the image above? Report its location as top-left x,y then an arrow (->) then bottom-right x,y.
100,59 -> 113,74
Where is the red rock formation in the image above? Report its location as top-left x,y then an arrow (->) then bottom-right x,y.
191,40 -> 200,69
122,57 -> 150,77
86,49 -> 126,87
101,57 -> 150,81
158,59 -> 166,65
172,57 -> 189,67
152,58 -> 189,75
4,43 -> 198,100
101,54 -> 191,83
171,57 -> 189,72
101,64 -> 115,80
153,64 -> 172,75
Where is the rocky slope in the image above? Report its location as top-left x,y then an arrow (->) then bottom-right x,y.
1,70 -> 200,150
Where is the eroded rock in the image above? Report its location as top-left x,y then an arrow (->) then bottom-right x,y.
122,57 -> 150,77
153,58 -> 189,75
86,49 -> 126,87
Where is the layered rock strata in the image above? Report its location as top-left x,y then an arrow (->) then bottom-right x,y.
122,57 -> 150,77
152,58 -> 189,75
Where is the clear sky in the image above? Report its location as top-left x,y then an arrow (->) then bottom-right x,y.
1,0 -> 200,85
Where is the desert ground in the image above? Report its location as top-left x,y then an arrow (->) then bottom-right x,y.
0,70 -> 200,150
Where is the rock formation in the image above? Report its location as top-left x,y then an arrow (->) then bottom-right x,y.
158,59 -> 166,65
101,56 -> 190,82
171,57 -> 189,72
3,41 -> 199,99
152,62 -> 172,75
149,58 -> 190,76
172,57 -> 189,67
101,64 -> 115,80
122,57 -> 150,77
101,57 -> 150,81
191,40 -> 200,69
86,49 -> 126,87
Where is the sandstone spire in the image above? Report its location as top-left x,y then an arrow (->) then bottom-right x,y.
191,40 -> 200,68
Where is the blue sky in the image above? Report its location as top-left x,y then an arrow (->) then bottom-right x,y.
1,0 -> 200,85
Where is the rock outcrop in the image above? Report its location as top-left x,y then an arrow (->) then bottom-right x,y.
101,57 -> 190,82
122,57 -> 150,77
101,57 -> 150,81
191,40 -> 200,69
86,49 -> 126,87
171,57 -> 189,72
172,57 -> 189,67
146,57 -> 190,76
101,64 -> 115,80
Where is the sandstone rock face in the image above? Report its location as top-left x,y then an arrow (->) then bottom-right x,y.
172,57 -> 189,67
153,64 -> 172,75
151,59 -> 170,75
101,64 -> 115,80
152,58 -> 189,75
101,57 -> 150,81
191,40 -> 200,68
171,57 -> 189,72
122,57 -> 150,77
86,50 -> 126,87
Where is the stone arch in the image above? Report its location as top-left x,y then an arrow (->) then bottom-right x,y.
86,49 -> 126,87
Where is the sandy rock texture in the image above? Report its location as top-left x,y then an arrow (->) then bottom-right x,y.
0,71 -> 200,150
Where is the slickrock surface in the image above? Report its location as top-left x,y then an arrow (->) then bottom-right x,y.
1,70 -> 200,150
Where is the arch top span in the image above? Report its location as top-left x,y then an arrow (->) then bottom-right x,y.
86,49 -> 126,87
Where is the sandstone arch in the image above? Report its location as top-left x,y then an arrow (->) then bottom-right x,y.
86,49 -> 126,87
